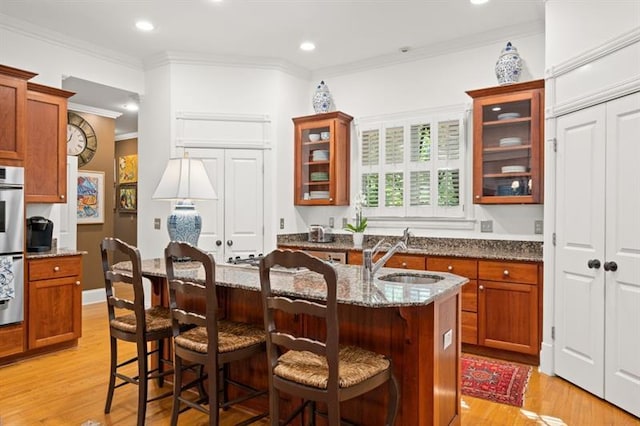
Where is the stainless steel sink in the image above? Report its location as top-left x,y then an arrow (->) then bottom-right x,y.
376,272 -> 444,285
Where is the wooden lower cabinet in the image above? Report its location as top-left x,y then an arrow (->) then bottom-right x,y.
477,260 -> 540,355
28,256 -> 82,349
427,257 -> 478,344
0,323 -> 25,358
348,251 -> 426,270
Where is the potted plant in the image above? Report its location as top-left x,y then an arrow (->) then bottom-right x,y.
345,193 -> 367,248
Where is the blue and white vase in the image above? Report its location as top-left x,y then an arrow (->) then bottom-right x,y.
312,80 -> 333,113
495,42 -> 523,85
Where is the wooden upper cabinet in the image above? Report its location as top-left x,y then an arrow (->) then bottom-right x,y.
0,65 -> 38,165
466,79 -> 544,204
293,111 -> 353,206
25,82 -> 74,203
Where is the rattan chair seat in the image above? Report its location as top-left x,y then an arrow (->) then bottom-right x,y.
274,345 -> 390,390
175,319 -> 266,354
110,306 -> 172,333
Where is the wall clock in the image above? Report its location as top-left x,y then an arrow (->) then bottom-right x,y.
67,111 -> 97,167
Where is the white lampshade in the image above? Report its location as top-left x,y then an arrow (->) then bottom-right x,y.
152,157 -> 217,200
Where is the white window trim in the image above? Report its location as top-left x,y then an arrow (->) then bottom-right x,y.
355,104 -> 471,227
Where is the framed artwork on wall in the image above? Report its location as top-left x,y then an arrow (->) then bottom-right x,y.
77,170 -> 105,224
118,154 -> 138,184
118,184 -> 137,213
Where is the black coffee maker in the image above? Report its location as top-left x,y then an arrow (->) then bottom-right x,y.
27,216 -> 54,252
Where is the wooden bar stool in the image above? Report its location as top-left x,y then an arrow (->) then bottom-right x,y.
100,237 -> 174,426
165,241 -> 268,426
259,249 -> 399,426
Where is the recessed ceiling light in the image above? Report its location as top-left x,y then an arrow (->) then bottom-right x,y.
470,0 -> 489,4
300,42 -> 316,51
135,20 -> 154,31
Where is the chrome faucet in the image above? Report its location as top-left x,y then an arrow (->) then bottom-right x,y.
362,228 -> 411,282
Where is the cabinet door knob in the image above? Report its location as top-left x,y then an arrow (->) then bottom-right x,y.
401,262 -> 407,268
604,261 -> 618,272
54,266 -> 60,272
226,240 -> 233,247
447,265 -> 453,271
60,194 -> 65,199
75,281 -> 81,286
479,285 -> 484,290
503,269 -> 509,276
216,240 -> 222,246
587,259 -> 601,269
475,195 -> 480,199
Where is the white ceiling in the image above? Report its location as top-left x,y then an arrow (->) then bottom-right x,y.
0,0 -> 545,136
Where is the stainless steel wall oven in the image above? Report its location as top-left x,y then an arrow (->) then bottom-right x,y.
0,166 -> 24,326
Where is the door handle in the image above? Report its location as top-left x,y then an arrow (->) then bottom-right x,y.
226,240 -> 233,247
216,240 -> 222,246
587,259 -> 601,269
604,261 -> 618,272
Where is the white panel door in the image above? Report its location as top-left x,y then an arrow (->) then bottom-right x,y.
604,92 -> 640,418
555,104 -> 606,396
187,148 -> 264,263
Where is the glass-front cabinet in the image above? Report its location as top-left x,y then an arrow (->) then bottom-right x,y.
466,80 -> 544,204
293,111 -> 353,206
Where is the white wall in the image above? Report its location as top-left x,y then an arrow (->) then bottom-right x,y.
545,1 -> 640,68
298,33 -> 546,240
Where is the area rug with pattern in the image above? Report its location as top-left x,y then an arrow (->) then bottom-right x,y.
461,354 -> 532,407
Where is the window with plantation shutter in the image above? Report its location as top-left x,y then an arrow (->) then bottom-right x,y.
358,107 -> 465,219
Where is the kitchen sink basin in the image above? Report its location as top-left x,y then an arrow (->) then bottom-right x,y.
376,272 -> 445,285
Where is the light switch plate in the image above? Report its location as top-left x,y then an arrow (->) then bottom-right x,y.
481,220 -> 493,233
154,218 -> 161,230
534,220 -> 543,234
342,217 -> 348,228
443,329 -> 452,350
280,218 -> 285,229
329,217 -> 334,228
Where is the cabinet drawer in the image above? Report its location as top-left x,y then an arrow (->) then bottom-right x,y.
29,256 -> 81,281
427,257 -> 477,279
461,312 -> 478,345
478,260 -> 538,284
0,323 -> 24,358
384,254 -> 425,270
461,280 -> 478,312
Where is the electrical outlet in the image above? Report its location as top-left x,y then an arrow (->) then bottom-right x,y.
480,220 -> 493,233
329,217 -> 334,228
534,220 -> 543,234
342,217 -> 348,228
280,218 -> 285,229
154,218 -> 161,230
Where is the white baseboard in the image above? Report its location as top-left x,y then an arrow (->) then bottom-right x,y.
82,288 -> 105,305
539,341 -> 555,376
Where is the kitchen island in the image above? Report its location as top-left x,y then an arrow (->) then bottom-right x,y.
128,258 -> 468,425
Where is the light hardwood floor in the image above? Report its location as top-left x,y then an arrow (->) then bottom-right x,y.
0,301 -> 638,426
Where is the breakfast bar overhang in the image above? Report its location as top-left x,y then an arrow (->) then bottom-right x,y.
123,259 -> 467,426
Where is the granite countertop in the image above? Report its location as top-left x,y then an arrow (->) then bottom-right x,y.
115,258 -> 468,309
277,234 -> 543,262
26,248 -> 87,259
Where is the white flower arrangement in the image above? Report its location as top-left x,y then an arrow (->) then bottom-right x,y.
344,192 -> 367,233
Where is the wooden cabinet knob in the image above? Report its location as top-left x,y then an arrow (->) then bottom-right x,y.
475,195 -> 480,199
53,266 -> 60,272
60,194 -> 65,199
503,270 -> 510,276
402,262 -> 407,268
447,265 -> 453,271
479,285 -> 484,290
75,281 -> 81,286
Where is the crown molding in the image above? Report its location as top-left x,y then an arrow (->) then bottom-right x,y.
115,132 -> 138,142
69,103 -> 122,119
0,13 -> 143,71
312,19 -> 545,79
144,51 -> 311,80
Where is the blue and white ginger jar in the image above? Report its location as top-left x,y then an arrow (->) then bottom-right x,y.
495,42 -> 523,85
312,80 -> 333,113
